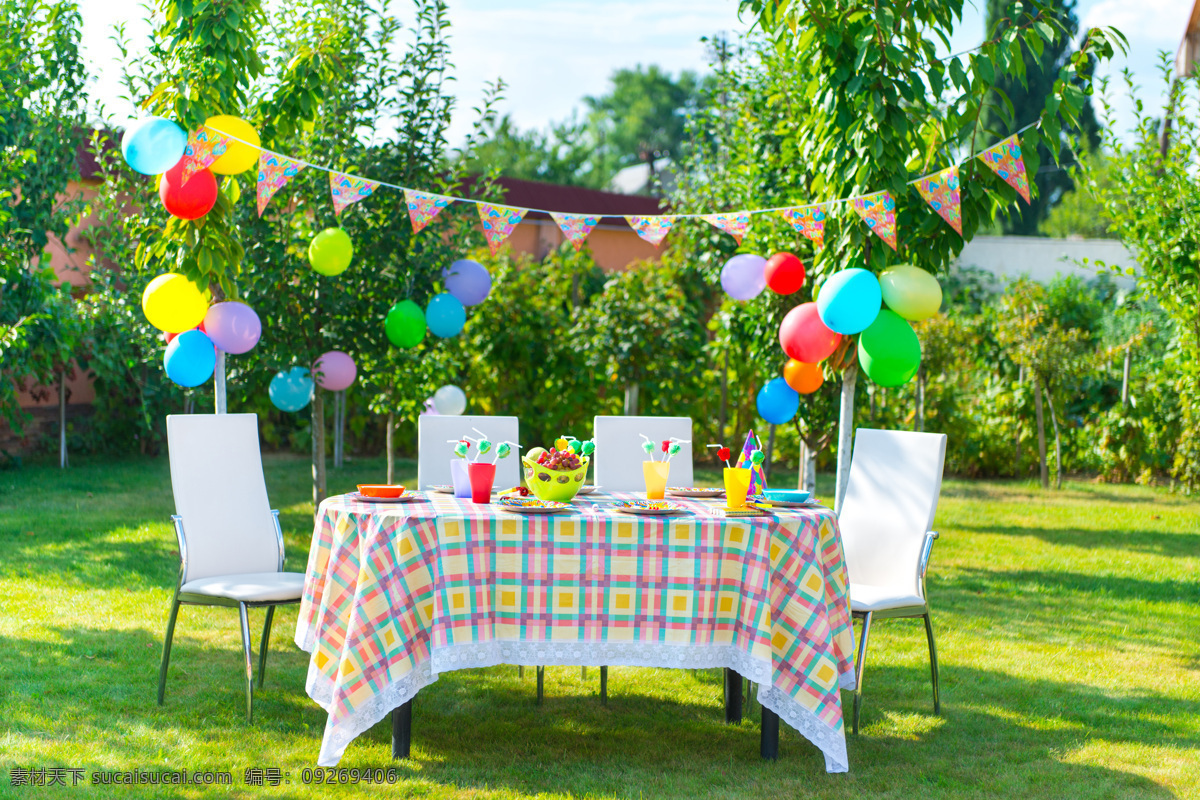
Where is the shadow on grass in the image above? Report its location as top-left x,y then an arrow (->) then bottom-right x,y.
951,521 -> 1200,559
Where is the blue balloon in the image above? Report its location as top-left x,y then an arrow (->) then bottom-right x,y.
163,330 -> 216,388
757,377 -> 800,425
443,259 -> 492,306
816,268 -> 882,335
269,366 -> 314,413
121,117 -> 187,176
426,292 -> 466,338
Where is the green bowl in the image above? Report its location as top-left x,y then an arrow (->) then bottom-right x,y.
522,456 -> 590,502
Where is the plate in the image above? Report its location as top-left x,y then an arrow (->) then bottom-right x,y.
496,497 -> 573,514
350,492 -> 423,503
576,485 -> 600,495
613,500 -> 686,516
427,485 -> 455,494
666,487 -> 724,498
761,489 -> 811,504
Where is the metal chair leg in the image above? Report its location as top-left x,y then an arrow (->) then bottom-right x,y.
238,602 -> 254,722
600,666 -> 608,705
853,611 -> 873,735
157,592 -> 181,705
923,611 -> 940,715
258,605 -> 275,689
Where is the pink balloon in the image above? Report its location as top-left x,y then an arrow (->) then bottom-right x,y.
204,301 -> 261,354
313,350 -> 356,391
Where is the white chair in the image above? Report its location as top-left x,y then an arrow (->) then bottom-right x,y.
160,413 -> 305,721
417,415 -> 520,491
592,416 -> 693,492
838,427 -> 947,734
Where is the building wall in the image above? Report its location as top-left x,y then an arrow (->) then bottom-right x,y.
955,235 -> 1137,290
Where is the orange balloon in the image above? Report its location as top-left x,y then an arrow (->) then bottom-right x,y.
783,359 -> 824,394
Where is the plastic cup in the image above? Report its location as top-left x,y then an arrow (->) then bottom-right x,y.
724,467 -> 752,509
450,459 -> 471,498
643,460 -> 670,500
467,462 -> 496,503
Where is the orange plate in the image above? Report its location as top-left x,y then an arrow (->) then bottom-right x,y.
357,484 -> 405,498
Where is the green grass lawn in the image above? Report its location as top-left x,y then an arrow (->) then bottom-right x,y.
1,454 -> 1197,799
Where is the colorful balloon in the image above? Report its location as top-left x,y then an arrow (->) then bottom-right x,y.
204,115 -> 260,175
426,293 -> 465,338
313,350 -> 356,391
783,359 -> 824,394
720,254 -> 768,300
385,300 -> 425,348
142,273 -> 208,333
309,228 -> 353,276
432,384 -> 466,416
121,117 -> 186,175
779,302 -> 842,363
857,309 -> 922,387
764,252 -> 806,295
816,268 -> 882,335
203,301 -> 261,354
163,330 -> 216,387
159,160 -> 217,220
879,264 -> 943,321
756,377 -> 800,425
269,366 -> 314,412
443,259 -> 492,306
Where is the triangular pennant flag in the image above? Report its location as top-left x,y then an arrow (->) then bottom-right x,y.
404,189 -> 452,233
778,206 -> 826,250
734,430 -> 768,495
549,212 -> 599,250
626,215 -> 675,247
329,171 -> 379,215
979,134 -> 1032,203
256,152 -> 306,216
702,212 -> 752,244
914,165 -> 962,235
851,191 -> 898,251
477,203 -> 527,253
180,127 -> 230,185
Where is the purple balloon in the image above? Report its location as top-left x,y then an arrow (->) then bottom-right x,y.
720,254 -> 768,301
313,350 -> 356,391
442,259 -> 491,306
204,301 -> 261,354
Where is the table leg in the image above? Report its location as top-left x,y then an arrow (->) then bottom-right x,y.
391,700 -> 412,760
600,666 -> 608,705
724,668 -> 743,724
760,705 -> 779,760
536,666 -> 545,705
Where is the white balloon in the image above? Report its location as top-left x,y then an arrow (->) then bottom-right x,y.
432,384 -> 467,416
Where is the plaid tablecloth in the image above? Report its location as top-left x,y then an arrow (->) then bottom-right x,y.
295,491 -> 856,772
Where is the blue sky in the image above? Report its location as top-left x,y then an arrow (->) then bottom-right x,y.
81,0 -> 1189,146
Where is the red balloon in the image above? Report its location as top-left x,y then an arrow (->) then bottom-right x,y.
165,319 -> 206,345
780,302 -> 842,363
765,252 -> 806,295
159,161 -> 217,220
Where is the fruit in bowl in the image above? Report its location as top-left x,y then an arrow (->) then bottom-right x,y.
522,447 -> 590,502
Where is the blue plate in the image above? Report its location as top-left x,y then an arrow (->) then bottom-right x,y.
761,489 -> 811,504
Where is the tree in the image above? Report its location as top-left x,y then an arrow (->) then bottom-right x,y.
1042,149 -> 1116,238
462,112 -> 616,189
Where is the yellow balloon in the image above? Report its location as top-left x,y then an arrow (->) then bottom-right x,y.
204,114 -> 260,175
879,264 -> 943,321
142,273 -> 208,333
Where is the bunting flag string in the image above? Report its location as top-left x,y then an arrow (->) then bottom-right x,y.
914,165 -> 962,235
626,215 -> 675,247
256,153 -> 306,217
778,206 -> 826,250
329,172 -> 379,215
181,127 -> 230,185
852,191 -> 898,251
702,212 -> 751,244
550,212 -> 600,250
478,203 -> 527,253
404,189 -> 453,233
979,134 -> 1031,203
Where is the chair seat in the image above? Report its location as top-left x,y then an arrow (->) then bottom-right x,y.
849,582 -> 926,614
181,572 -> 305,603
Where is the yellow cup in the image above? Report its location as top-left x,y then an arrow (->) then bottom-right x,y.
724,467 -> 752,509
643,460 -> 671,499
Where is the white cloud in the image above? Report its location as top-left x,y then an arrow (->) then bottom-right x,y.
1081,0 -> 1191,46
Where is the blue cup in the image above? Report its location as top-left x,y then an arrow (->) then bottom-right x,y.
450,459 -> 471,498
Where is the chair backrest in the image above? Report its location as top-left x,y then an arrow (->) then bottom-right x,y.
417,415 -> 520,491
166,413 -> 280,584
838,428 -> 947,597
592,416 -> 694,492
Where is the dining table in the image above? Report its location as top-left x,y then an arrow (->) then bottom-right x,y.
294,488 -> 857,772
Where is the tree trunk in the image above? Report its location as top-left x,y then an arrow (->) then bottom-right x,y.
624,382 -> 639,415
798,440 -> 817,494
214,351 -> 227,414
718,348 -> 729,440
58,369 -> 68,469
1121,347 -> 1132,409
1014,364 -> 1025,477
386,411 -> 395,485
916,365 -> 926,432
765,424 -> 776,483
312,390 -> 327,509
835,365 -> 857,514
333,389 -> 345,469
1044,386 -> 1063,490
1034,375 -> 1048,489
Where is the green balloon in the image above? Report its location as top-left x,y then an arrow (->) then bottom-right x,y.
309,228 -> 353,276
385,299 -> 426,348
857,308 -> 921,387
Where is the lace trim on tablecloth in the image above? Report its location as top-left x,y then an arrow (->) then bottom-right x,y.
756,682 -> 849,773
